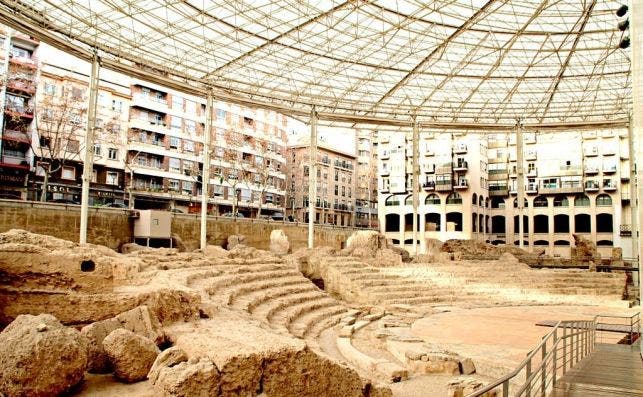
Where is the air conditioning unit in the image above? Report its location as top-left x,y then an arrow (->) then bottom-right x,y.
133,210 -> 171,238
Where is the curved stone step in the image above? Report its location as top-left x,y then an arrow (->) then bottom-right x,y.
204,268 -> 303,294
238,283 -> 321,313
289,305 -> 348,338
226,276 -> 315,306
271,297 -> 341,331
252,290 -> 330,322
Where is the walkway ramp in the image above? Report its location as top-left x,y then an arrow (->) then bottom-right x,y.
551,343 -> 643,397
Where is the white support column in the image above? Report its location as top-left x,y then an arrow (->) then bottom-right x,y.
412,119 -> 420,256
516,120 -> 525,249
200,91 -> 214,250
308,107 -> 318,249
632,1 -> 643,320
628,117 -> 639,287
79,53 -> 100,244
0,28 -> 12,159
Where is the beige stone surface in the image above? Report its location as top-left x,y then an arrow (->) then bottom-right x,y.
147,346 -> 189,384
269,229 -> 290,255
82,306 -> 164,373
0,314 -> 88,397
102,328 -> 160,383
152,357 -> 220,397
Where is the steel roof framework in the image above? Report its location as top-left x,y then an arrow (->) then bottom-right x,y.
0,0 -> 632,129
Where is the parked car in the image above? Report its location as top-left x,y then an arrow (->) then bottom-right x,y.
103,202 -> 128,208
221,212 -> 245,218
169,208 -> 184,213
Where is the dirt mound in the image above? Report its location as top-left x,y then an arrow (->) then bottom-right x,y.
440,239 -> 541,264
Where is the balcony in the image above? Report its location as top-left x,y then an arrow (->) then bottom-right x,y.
422,181 -> 435,191
454,144 -> 467,154
558,165 -> 582,176
620,224 -> 632,237
621,193 -> 630,202
424,150 -> 434,156
132,93 -> 169,113
334,160 -> 353,170
489,169 -> 509,180
9,55 -> 37,70
380,186 -> 390,193
488,139 -> 506,149
454,179 -> 468,190
0,153 -> 29,169
379,168 -> 390,176
4,104 -> 34,119
130,118 -> 168,135
453,161 -> 468,172
380,151 -> 390,160
602,147 -> 616,156
602,165 -> 617,174
526,168 -> 537,177
583,131 -> 597,140
526,184 -> 538,194
333,203 -> 352,212
584,147 -> 598,157
6,77 -> 36,95
525,151 -> 537,161
2,129 -> 31,145
436,163 -> 452,174
584,165 -> 599,175
423,165 -> 435,174
489,186 -> 509,197
435,180 -> 452,192
603,181 -> 617,192
540,182 -> 584,195
584,181 -> 599,192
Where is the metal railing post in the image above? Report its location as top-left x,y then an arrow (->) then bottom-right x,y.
526,358 -> 532,397
562,325 -> 567,374
540,343 -> 546,397
552,328 -> 558,387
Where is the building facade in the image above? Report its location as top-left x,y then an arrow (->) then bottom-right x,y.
287,142 -> 357,226
378,128 -> 634,259
355,129 -> 379,228
0,27 -> 39,199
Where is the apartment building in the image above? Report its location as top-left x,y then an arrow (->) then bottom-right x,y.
378,128 -> 634,259
0,28 -> 39,199
287,139 -> 357,226
355,129 -> 379,228
29,54 -> 130,204
126,80 -> 288,216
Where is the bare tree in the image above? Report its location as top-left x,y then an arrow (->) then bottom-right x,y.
31,81 -> 86,201
220,129 -> 252,216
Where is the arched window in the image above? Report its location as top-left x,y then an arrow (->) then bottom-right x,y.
385,214 -> 400,232
425,194 -> 440,205
513,198 -> 528,208
491,197 -> 505,209
479,196 -> 484,207
472,193 -> 478,206
425,213 -> 440,231
533,195 -> 548,207
574,194 -> 590,207
534,240 -> 549,246
385,195 -> 401,206
575,214 -> 591,233
553,195 -> 569,207
485,198 -> 490,208
491,215 -> 506,233
405,195 -> 413,205
534,214 -> 548,233
554,240 -> 570,246
596,194 -> 612,207
446,212 -> 463,231
597,240 -> 613,246
596,213 -> 613,233
554,214 -> 570,233
446,192 -> 462,204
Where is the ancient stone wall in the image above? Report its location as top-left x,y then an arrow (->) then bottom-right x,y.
0,201 -> 354,250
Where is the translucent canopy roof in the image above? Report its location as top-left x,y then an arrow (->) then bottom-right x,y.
0,0 -> 631,128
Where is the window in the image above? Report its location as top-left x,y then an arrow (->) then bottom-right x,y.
217,109 -> 226,120
574,194 -> 590,207
137,156 -> 147,166
111,99 -> 123,112
385,195 -> 400,206
341,186 -> 345,196
71,87 -> 84,100
542,178 -> 558,189
169,158 -> 181,173
425,194 -> 440,205
106,171 -> 118,185
98,92 -> 110,107
172,96 -> 183,110
596,194 -> 612,206
169,136 -> 180,149
61,166 -> 75,180
44,83 -> 56,96
446,192 -> 462,204
69,114 -> 82,125
169,179 -> 180,191
334,186 -> 338,195
182,181 -> 193,194
184,140 -> 194,152
42,108 -> 55,120
185,120 -> 196,134
11,46 -> 31,59
533,196 -> 548,207
93,144 -> 101,156
36,162 -> 46,176
66,139 -> 79,152
91,170 -> 97,183
170,116 -> 182,132
185,100 -> 197,114
553,195 -> 569,207
108,148 -> 118,160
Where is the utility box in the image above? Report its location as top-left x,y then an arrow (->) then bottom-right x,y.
133,210 -> 172,238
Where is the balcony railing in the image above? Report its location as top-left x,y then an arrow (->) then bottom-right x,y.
454,144 -> 467,154
435,179 -> 452,192
584,147 -> 598,156
422,181 -> 435,190
602,165 -> 617,174
5,105 -> 34,118
2,129 -> 31,144
603,182 -> 617,191
584,166 -> 599,174
540,182 -> 584,194
9,55 -> 38,69
454,161 -> 468,171
584,181 -> 599,192
1,153 -> 29,168
620,224 -> 632,237
6,78 -> 36,94
454,179 -> 468,190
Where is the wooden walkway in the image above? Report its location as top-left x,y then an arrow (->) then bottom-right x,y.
551,343 -> 643,397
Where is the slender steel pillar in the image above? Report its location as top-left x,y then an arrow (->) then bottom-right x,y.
628,117 -> 638,268
411,119 -> 420,256
200,91 -> 214,250
0,28 -> 12,159
631,2 -> 643,344
79,53 -> 100,244
516,120 -> 525,249
308,107 -> 318,248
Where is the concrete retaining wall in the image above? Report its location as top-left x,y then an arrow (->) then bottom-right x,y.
0,200 -> 357,250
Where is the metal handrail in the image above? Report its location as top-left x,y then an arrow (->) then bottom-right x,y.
465,313 -> 639,397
